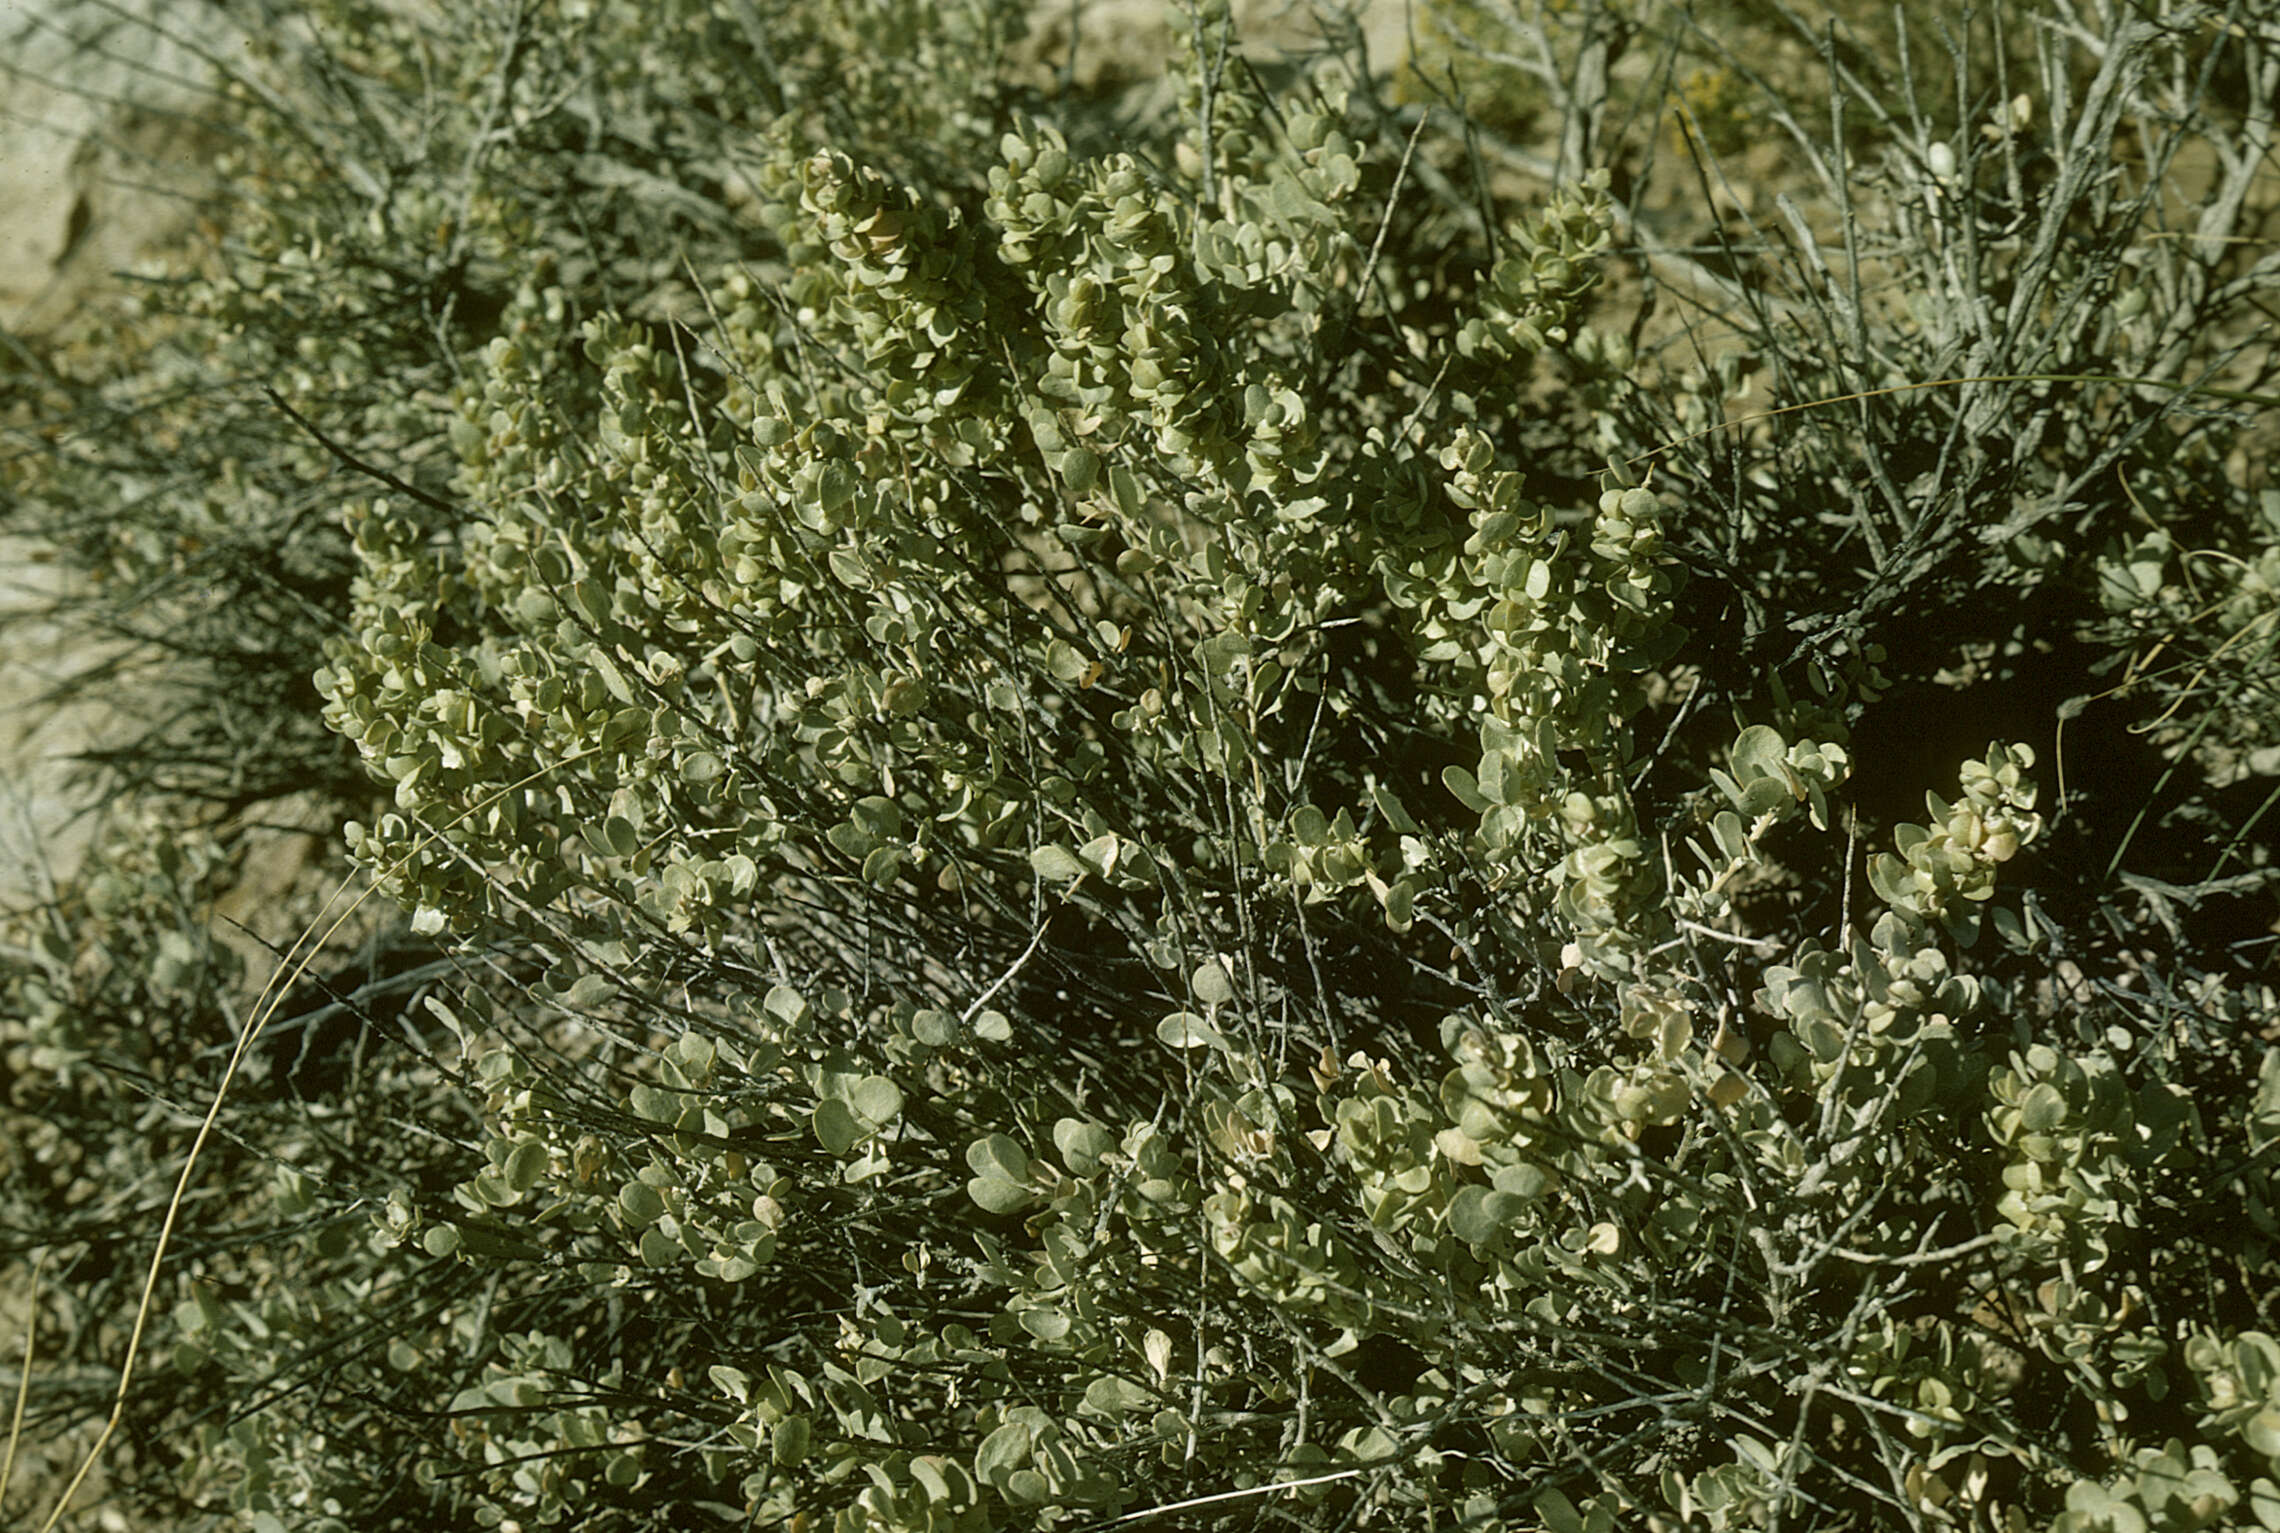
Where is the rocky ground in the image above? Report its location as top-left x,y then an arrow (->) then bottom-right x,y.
2,0 -> 244,909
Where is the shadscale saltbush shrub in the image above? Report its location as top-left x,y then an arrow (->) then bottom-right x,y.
5,2 -> 2279,1531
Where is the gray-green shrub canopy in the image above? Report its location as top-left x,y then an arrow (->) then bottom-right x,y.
4,1 -> 2278,1530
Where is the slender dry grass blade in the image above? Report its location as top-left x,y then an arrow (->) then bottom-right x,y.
31,749 -> 601,1532
1,1249 -> 50,1515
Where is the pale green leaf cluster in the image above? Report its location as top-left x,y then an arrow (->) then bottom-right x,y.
7,2 -> 2280,1532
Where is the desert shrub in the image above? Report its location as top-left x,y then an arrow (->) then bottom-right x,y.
0,0 -> 1028,825
4,1 -> 2278,1531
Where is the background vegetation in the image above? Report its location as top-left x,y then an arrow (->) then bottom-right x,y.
3,0 -> 2277,1529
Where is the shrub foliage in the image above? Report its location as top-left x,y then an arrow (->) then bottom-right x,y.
4,1 -> 2278,1530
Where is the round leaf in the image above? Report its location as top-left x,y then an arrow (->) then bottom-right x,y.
602,815 -> 641,858
619,1181 -> 667,1226
1018,1307 -> 1071,1340
976,1420 -> 1033,1486
2021,1081 -> 2068,1133
1449,1185 -> 1526,1245
503,1139 -> 549,1192
1082,1375 -> 1153,1418
566,973 -> 614,1009
968,1175 -> 1036,1214
1030,844 -> 1085,882
850,1075 -> 904,1126
1730,725 -> 1789,782
1157,1011 -> 1226,1050
967,1133 -> 1030,1182
1053,1118 -> 1117,1175
813,1099 -> 862,1155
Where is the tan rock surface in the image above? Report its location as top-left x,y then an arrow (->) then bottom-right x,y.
2,0 -> 240,904
0,0 -> 237,331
